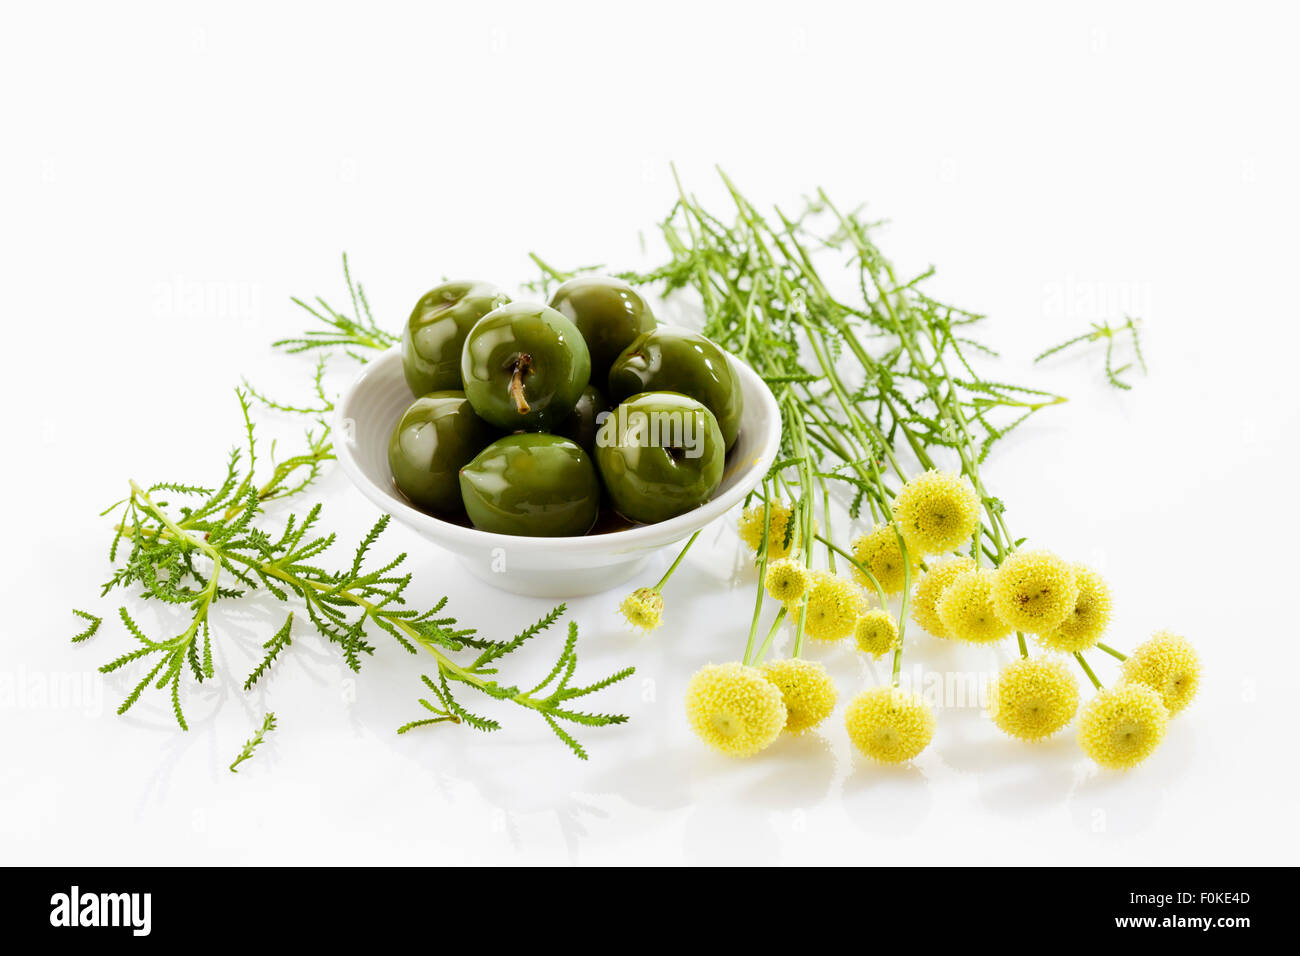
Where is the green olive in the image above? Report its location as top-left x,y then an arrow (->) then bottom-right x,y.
461,302 -> 591,431
402,280 -> 509,395
388,390 -> 496,515
607,327 -> 743,450
594,391 -> 724,524
554,384 -> 608,453
548,275 -> 657,382
459,434 -> 601,537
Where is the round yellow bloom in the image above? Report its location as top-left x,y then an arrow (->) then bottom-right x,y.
911,556 -> 976,639
800,571 -> 861,643
849,523 -> 917,596
738,500 -> 798,559
761,658 -> 839,735
991,550 -> 1079,635
844,686 -> 935,763
1120,631 -> 1201,715
618,587 -> 663,632
1078,683 -> 1168,770
893,470 -> 980,555
987,657 -> 1080,741
854,609 -> 899,658
1039,565 -> 1112,652
936,569 -> 1012,644
685,662 -> 788,757
764,559 -> 810,604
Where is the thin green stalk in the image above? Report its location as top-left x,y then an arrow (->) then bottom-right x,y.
1074,652 -> 1103,690
751,606 -> 789,665
654,530 -> 700,591
741,483 -> 774,666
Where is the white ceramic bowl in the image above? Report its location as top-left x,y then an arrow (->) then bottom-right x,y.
334,345 -> 781,596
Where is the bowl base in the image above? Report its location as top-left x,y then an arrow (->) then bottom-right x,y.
457,552 -> 653,597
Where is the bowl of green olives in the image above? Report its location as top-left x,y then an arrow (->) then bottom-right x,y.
334,276 -> 781,597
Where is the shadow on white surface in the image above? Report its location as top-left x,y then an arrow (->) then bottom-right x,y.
841,763 -> 933,836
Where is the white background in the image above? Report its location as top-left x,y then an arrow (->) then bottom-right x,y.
2,1 -> 1297,865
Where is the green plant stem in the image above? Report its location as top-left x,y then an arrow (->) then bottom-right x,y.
814,534 -> 887,605
751,606 -> 789,665
890,527 -> 912,687
654,530 -> 700,591
741,483 -> 774,666
1074,651 -> 1104,690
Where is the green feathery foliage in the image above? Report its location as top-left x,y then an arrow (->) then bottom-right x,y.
71,609 -> 101,643
274,253 -> 398,360
1035,315 -> 1147,389
229,712 -> 277,773
399,615 -> 635,760
244,253 -> 396,421
94,390 -> 632,755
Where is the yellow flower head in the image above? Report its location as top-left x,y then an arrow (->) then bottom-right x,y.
738,500 -> 798,559
844,686 -> 935,763
618,587 -> 663,633
685,662 -> 788,757
854,609 -> 899,658
761,658 -> 839,735
1078,683 -> 1169,770
987,657 -> 1080,741
893,470 -> 980,555
1039,565 -> 1112,652
850,523 -> 918,596
1120,630 -> 1201,715
936,569 -> 1012,644
764,559 -> 811,604
911,556 -> 976,639
991,550 -> 1079,635
799,571 -> 862,643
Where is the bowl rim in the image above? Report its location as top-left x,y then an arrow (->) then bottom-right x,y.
334,345 -> 782,553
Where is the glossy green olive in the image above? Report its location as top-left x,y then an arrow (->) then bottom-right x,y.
459,434 -> 601,537
554,385 -> 608,453
388,391 -> 496,514
548,275 -> 657,382
594,392 -> 724,524
402,280 -> 509,395
607,327 -> 743,450
461,302 -> 591,431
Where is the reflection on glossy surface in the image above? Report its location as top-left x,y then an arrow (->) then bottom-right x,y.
461,302 -> 591,431
608,327 -> 744,450
554,384 -> 608,453
388,390 -> 496,514
459,433 -> 601,536
402,280 -> 508,395
594,392 -> 724,524
548,275 -> 657,381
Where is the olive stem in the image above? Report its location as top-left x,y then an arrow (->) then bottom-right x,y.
508,354 -> 533,414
